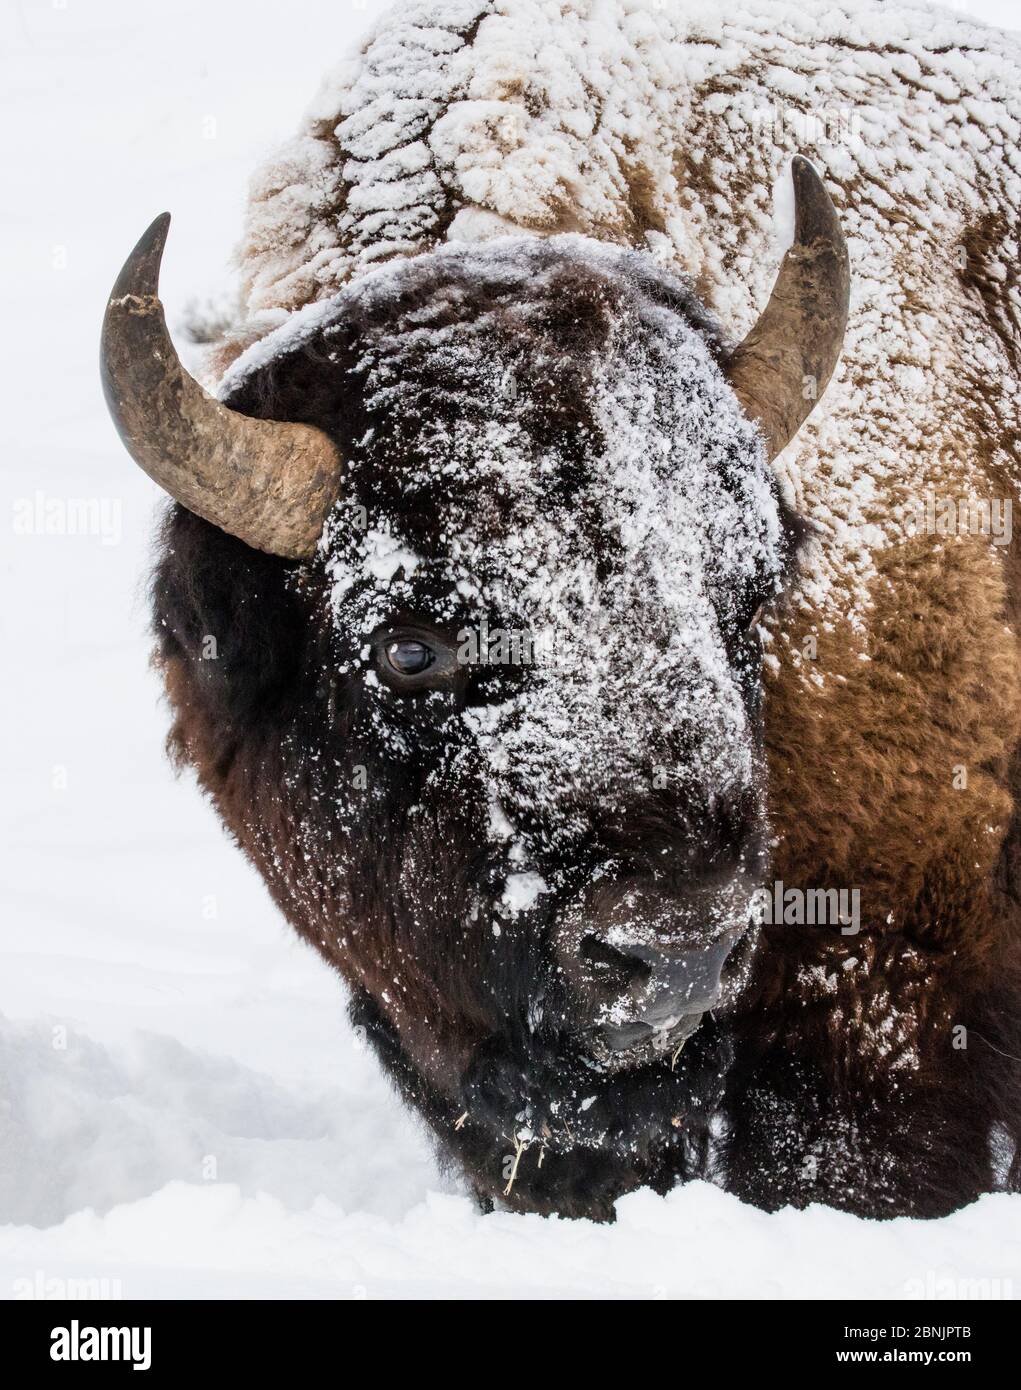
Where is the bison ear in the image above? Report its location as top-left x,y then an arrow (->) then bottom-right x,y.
724,156 -> 850,461
100,213 -> 344,559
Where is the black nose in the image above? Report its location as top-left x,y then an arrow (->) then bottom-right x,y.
578,930 -> 743,1055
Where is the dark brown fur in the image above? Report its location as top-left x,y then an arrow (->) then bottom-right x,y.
153,242 -> 1021,1220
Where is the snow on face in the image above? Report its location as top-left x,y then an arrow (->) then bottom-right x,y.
224,237 -> 789,916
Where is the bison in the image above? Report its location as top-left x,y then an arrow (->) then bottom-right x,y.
101,0 -> 1021,1220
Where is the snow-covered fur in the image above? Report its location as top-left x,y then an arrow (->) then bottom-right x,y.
154,0 -> 1021,1217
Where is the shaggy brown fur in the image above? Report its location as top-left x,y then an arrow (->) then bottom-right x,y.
152,251 -> 1021,1219
747,533 -> 1021,1210
148,1 -> 1021,1217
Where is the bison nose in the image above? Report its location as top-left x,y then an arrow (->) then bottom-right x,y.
575,929 -> 744,1056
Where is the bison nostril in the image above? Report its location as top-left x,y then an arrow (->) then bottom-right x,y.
579,935 -> 652,988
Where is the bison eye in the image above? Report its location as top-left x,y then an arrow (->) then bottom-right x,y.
386,639 -> 434,675
373,624 -> 460,694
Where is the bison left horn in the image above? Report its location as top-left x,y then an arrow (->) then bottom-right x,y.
725,156 -> 850,460
100,213 -> 343,559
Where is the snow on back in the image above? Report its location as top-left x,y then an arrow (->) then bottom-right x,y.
223,0 -> 1021,631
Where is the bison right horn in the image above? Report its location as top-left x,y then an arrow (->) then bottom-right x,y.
100,213 -> 343,559
725,155 -> 851,461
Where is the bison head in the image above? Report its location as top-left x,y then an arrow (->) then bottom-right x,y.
103,159 -> 848,1217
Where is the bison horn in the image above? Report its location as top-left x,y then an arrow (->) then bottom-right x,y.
725,156 -> 850,461
100,213 -> 343,559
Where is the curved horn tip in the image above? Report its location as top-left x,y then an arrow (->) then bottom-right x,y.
140,210 -> 172,248
109,213 -> 172,301
790,156 -> 841,245
723,154 -> 849,461
100,212 -> 344,560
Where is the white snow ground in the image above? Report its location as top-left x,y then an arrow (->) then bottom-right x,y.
1,0 -> 1020,1300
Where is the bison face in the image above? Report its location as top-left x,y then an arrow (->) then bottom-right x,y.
177,239 -> 792,1205
121,162 -> 847,1216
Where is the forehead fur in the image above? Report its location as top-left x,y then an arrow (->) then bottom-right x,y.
223,235 -> 784,601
